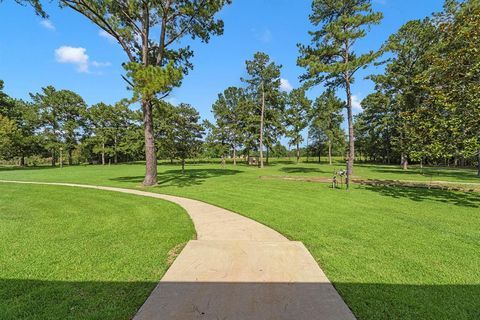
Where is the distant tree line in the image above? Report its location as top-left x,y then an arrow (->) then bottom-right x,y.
0,82 -> 205,171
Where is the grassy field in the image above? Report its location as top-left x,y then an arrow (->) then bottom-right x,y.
0,183 -> 195,320
1,160 -> 479,319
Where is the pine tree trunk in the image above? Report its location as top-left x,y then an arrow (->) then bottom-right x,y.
402,153 -> 408,170
233,147 -> 236,166
51,150 -> 55,167
266,145 -> 269,165
477,149 -> 480,177
259,81 -> 265,168
345,78 -> 354,188
306,134 -> 310,163
20,156 -> 25,167
296,142 -> 300,163
181,158 -> 185,175
142,99 -> 157,186
102,141 -> 105,165
68,149 -> 73,166
328,140 -> 332,165
114,136 -> 118,164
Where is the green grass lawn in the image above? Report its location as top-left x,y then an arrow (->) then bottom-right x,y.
0,183 -> 195,320
1,161 -> 479,319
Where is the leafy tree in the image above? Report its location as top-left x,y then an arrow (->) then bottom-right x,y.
87,102 -> 114,165
355,92 -> 394,163
86,100 -> 133,165
61,0 -> 230,185
242,52 -> 284,168
284,88 -> 311,163
31,86 -> 87,166
0,115 -> 21,160
419,0 -> 480,174
203,119 -> 230,165
211,86 -> 248,165
0,80 -> 13,116
270,143 -> 288,158
169,103 -> 204,174
0,81 -> 42,164
153,99 -> 176,162
298,0 -> 383,187
377,18 -> 437,169
310,90 -> 345,165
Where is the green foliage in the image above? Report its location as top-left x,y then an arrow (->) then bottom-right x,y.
124,62 -> 183,101
357,0 -> 480,170
4,0 -> 47,18
298,0 -> 383,88
284,88 -> 311,160
242,52 -> 285,153
309,90 -> 345,161
0,115 -> 21,159
157,103 -> 204,166
208,86 -> 250,158
61,0 -> 230,100
30,86 -> 87,164
298,0 -> 383,178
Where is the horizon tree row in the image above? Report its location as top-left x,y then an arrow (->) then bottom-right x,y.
0,82 -> 204,171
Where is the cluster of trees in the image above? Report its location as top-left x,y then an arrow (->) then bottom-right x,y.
355,0 -> 480,174
206,52 -> 345,167
0,82 -> 205,169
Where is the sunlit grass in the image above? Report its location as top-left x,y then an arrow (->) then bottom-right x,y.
1,161 -> 479,319
0,183 -> 195,320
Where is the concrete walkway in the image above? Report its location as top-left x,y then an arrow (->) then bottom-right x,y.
1,180 -> 355,320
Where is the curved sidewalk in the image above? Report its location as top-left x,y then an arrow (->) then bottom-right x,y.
0,180 -> 355,320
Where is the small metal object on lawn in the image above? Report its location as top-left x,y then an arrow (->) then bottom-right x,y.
333,170 -> 346,189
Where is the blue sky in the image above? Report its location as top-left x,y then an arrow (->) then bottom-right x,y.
0,0 -> 443,143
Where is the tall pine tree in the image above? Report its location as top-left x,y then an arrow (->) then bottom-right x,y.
298,0 -> 382,187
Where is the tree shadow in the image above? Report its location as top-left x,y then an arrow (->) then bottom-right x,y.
0,165 -> 58,172
2,279 -> 478,319
370,166 -> 479,182
280,167 -> 330,174
110,168 -> 242,188
362,184 -> 480,208
0,278 -> 156,320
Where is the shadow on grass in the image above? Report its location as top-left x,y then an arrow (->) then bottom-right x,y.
369,166 -> 479,182
110,168 -> 242,188
279,167 -> 331,174
0,165 -> 58,172
1,279 -> 479,319
0,278 -> 156,320
362,185 -> 480,208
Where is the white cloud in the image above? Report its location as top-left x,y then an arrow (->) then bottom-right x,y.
40,20 -> 55,30
252,28 -> 272,43
98,29 -> 116,43
55,46 -> 89,73
280,78 -> 293,92
92,60 -> 111,67
352,95 -> 363,111
54,46 -> 111,73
